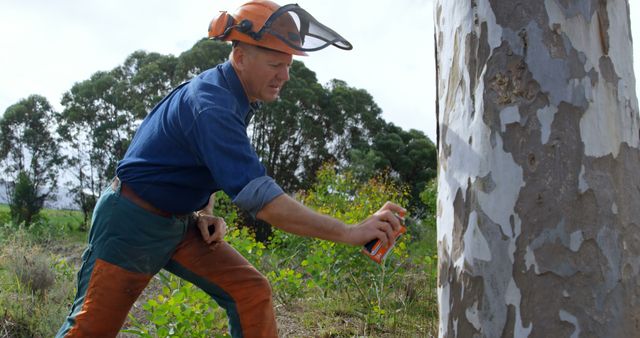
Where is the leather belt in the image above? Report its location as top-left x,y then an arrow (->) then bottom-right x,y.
113,177 -> 188,218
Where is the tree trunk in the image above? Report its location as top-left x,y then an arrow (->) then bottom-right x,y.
434,1 -> 640,337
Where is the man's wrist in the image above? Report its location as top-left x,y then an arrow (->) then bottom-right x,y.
330,219 -> 351,244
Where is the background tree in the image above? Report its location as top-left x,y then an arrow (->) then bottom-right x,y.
61,71 -> 137,183
320,79 -> 386,166
0,95 -> 63,225
435,0 -> 639,336
365,124 -> 437,213
251,64 -> 416,192
347,123 -> 437,215
173,39 -> 231,82
8,171 -> 41,225
58,70 -> 138,225
113,50 -> 178,119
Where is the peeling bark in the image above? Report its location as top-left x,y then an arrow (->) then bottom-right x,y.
435,0 -> 640,337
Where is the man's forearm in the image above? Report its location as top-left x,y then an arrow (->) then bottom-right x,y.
256,194 -> 351,244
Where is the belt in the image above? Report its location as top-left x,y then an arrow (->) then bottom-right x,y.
113,177 -> 190,219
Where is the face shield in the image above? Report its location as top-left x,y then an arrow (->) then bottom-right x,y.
251,4 -> 353,53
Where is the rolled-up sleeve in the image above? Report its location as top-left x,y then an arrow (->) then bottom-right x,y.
233,176 -> 284,218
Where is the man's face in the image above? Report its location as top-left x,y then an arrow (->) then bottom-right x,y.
238,44 -> 293,102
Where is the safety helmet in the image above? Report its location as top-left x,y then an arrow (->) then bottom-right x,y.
208,0 -> 352,56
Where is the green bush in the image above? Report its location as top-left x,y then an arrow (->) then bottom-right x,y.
124,272 -> 229,337
266,267 -> 304,303
226,226 -> 265,267
8,171 -> 44,226
5,244 -> 55,295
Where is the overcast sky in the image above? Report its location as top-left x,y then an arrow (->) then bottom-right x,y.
1,1 -> 640,144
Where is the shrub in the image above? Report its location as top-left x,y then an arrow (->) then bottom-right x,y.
8,171 -> 44,226
266,267 -> 304,303
225,225 -> 265,267
5,243 -> 55,295
263,164 -> 420,329
124,272 -> 229,337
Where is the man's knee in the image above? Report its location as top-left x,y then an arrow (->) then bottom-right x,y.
237,268 -> 272,306
253,272 -> 273,300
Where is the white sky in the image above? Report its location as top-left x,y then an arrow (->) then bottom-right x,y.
1,0 -> 640,144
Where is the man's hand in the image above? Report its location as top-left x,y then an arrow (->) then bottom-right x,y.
346,201 -> 406,248
196,213 -> 227,244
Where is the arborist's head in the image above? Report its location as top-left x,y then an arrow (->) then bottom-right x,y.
208,0 -> 352,102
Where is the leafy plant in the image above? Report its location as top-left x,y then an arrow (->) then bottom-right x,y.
266,268 -> 304,303
124,272 -> 229,338
225,226 -> 265,268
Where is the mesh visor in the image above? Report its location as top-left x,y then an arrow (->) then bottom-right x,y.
258,4 -> 353,52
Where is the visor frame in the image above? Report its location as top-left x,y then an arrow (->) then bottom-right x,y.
252,3 -> 353,52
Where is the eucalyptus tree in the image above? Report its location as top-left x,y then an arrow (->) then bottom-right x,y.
435,0 -> 640,336
0,95 -> 63,224
58,70 -> 140,225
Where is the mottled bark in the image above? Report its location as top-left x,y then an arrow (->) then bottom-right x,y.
435,0 -> 640,337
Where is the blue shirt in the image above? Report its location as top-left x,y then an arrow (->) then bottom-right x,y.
116,61 -> 283,217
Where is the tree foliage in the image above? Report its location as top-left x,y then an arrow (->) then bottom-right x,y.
347,124 -> 437,212
173,38 -> 231,82
0,95 -> 62,225
370,124 -> 437,212
113,50 -> 179,119
255,71 -> 436,211
57,70 -> 135,226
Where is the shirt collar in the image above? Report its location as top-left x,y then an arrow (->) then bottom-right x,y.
221,61 -> 261,124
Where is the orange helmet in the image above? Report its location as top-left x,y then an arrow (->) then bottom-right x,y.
208,0 -> 352,56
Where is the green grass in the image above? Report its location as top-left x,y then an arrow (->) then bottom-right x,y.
42,208 -> 84,228
293,276 -> 437,337
0,204 -> 9,225
0,204 -> 87,243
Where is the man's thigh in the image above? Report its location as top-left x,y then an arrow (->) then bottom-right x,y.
164,226 -> 277,338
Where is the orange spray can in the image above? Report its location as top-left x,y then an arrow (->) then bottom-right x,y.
362,213 -> 408,264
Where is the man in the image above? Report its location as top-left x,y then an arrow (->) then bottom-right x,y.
57,1 -> 404,337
